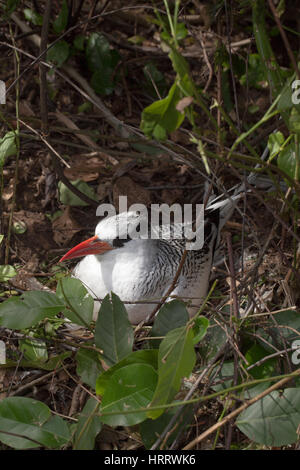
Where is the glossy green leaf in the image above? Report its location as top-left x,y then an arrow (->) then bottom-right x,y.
168,47 -> 190,80
47,40 -> 70,67
96,349 -> 158,396
0,264 -> 17,282
267,131 -> 285,159
239,53 -> 268,89
192,316 -> 209,344
19,334 -> 48,363
151,300 -> 189,348
94,293 -> 134,367
0,397 -> 70,449
252,0 -> 284,98
56,278 -> 94,327
73,35 -> 86,51
73,397 -> 102,450
141,82 -> 185,140
58,179 -> 98,206
244,343 -> 276,380
100,363 -> 158,426
237,388 -> 300,446
23,8 -> 43,25
85,33 -> 120,96
86,33 -> 111,71
76,348 -> 103,388
0,291 -> 64,329
289,107 -> 300,134
91,69 -> 115,96
5,0 -> 20,15
147,326 -> 196,419
0,131 -> 18,168
277,75 -> 297,112
86,33 -> 119,71
277,142 -> 300,180
211,361 -> 235,392
53,0 -> 68,34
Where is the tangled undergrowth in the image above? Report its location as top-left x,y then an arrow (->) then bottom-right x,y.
1,0 -> 300,451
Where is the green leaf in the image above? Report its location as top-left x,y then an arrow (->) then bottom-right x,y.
23,8 -> 43,26
94,293 -> 134,367
73,34 -> 86,51
58,179 -> 98,206
168,47 -> 190,79
96,349 -> 158,395
19,334 -> 48,363
47,40 -> 70,67
100,363 -> 158,426
192,316 -> 209,344
0,131 -> 18,168
140,404 -> 194,449
198,317 -> 228,362
86,33 -> 119,72
76,348 -> 103,388
73,397 -> 102,450
0,291 -> 64,329
252,0 -> 284,98
239,53 -> 268,89
174,22 -> 188,41
147,326 -> 196,419
53,0 -> 68,34
277,142 -> 300,180
78,101 -> 92,113
244,343 -> 276,380
56,278 -> 94,326
289,107 -> 300,134
211,361 -> 235,392
5,0 -> 20,15
0,397 -> 70,449
236,388 -> 300,446
85,33 -> 120,96
91,69 -> 115,96
272,309 -> 300,341
267,131 -> 285,159
13,220 -> 27,234
141,82 -> 186,140
277,75 -> 297,112
151,300 -> 189,348
0,264 -> 17,282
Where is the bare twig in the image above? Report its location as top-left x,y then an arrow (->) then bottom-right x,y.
267,0 -> 300,80
39,0 -> 51,134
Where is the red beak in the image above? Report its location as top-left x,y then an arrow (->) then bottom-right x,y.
59,235 -> 113,262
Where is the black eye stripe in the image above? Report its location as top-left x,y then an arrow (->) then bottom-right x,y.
112,237 -> 132,248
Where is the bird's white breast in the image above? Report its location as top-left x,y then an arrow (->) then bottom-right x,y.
73,239 -> 166,323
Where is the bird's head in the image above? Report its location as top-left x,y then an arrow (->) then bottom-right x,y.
59,211 -> 145,262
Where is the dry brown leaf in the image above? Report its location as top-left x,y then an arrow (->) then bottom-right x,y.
161,188 -> 183,205
97,180 -> 111,200
64,152 -> 112,182
52,206 -> 82,246
113,176 -> 151,210
176,96 -> 194,112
